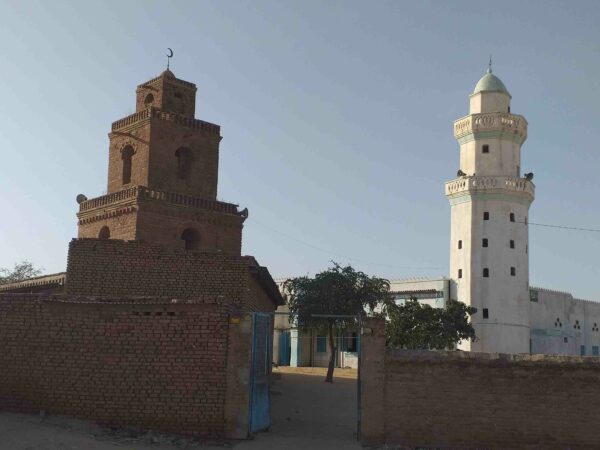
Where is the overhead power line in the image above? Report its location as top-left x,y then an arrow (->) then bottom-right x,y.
526,221 -> 600,233
249,218 -> 444,271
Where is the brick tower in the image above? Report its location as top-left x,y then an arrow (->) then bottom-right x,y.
77,70 -> 247,254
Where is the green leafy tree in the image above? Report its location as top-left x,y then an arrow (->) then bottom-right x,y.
387,299 -> 477,350
0,261 -> 43,284
284,262 -> 392,382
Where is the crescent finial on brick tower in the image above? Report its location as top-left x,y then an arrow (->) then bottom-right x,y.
166,48 -> 174,70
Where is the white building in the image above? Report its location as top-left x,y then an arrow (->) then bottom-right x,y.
273,65 -> 599,362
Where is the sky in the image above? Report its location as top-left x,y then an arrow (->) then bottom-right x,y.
0,0 -> 599,300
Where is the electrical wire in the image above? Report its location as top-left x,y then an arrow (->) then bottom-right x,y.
248,218 -> 444,270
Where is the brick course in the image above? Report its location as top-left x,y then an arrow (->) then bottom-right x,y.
360,317 -> 600,449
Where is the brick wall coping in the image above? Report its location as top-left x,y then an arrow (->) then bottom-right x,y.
0,272 -> 66,292
111,107 -> 220,134
0,293 -> 233,306
386,349 -> 600,367
78,185 -> 240,215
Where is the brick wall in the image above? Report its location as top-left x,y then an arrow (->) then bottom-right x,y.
360,317 -> 600,448
0,293 -> 247,437
66,238 -> 248,299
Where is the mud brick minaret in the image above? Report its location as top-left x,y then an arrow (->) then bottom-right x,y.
77,69 -> 247,254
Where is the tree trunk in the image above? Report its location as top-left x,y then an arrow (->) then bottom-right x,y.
325,323 -> 336,382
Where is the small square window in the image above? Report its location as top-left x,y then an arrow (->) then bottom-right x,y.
510,213 -> 515,222
510,240 -> 515,249
511,267 -> 516,276
458,269 -> 463,279
482,145 -> 489,153
483,212 -> 490,221
458,240 -> 462,249
482,238 -> 488,248
483,308 -> 489,319
483,268 -> 489,278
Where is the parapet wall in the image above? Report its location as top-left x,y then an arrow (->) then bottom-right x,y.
360,317 -> 600,448
66,238 -> 248,299
0,293 -> 252,437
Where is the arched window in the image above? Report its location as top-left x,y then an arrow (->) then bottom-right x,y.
98,226 -> 110,240
175,147 -> 192,179
122,145 -> 134,185
181,228 -> 201,250
144,93 -> 154,106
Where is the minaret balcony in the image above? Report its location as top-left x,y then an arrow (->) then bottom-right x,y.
110,107 -> 221,135
454,113 -> 527,143
445,175 -> 535,200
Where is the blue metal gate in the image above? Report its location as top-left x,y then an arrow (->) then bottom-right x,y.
278,331 -> 291,366
249,313 -> 271,433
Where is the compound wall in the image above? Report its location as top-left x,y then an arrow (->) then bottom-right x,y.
360,317 -> 600,449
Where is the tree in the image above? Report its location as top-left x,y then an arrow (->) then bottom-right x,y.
386,299 -> 477,350
284,263 -> 392,382
0,261 -> 43,285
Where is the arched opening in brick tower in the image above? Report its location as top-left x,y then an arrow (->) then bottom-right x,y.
181,228 -> 201,251
122,145 -> 134,185
98,226 -> 110,240
175,147 -> 192,179
144,93 -> 154,106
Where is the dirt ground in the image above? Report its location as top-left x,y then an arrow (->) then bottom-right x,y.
0,367 -> 362,450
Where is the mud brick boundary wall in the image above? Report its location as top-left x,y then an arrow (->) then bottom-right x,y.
0,294 -> 253,438
360,317 -> 600,449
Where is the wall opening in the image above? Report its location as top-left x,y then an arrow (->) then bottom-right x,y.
483,308 -> 489,319
482,238 -> 488,248
458,240 -> 462,249
175,147 -> 192,179
181,228 -> 201,251
144,93 -> 154,106
510,213 -> 515,222
510,239 -> 515,249
122,145 -> 134,185
98,226 -> 110,240
484,211 -> 490,221
482,144 -> 490,154
483,268 -> 489,278
458,269 -> 462,279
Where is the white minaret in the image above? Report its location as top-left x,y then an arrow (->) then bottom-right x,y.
446,63 -> 534,354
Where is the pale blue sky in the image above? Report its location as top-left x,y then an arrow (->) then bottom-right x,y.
0,0 -> 599,300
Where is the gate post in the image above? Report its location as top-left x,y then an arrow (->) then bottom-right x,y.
360,317 -> 386,445
224,311 -> 253,439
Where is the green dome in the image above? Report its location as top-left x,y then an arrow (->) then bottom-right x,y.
473,68 -> 510,96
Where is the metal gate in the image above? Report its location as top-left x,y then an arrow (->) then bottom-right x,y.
249,312 -> 272,433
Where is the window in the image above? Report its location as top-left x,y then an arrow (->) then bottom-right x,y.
483,211 -> 490,221
517,165 -> 520,177
564,337 -> 568,343
581,345 -> 585,356
458,269 -> 463,279
482,145 -> 489,154
530,290 -> 538,302
175,147 -> 192,179
510,240 -> 515,249
483,268 -> 489,278
482,238 -> 488,248
121,145 -> 134,185
346,332 -> 358,353
98,226 -> 110,240
526,244 -> 528,254
593,346 -> 599,356
458,240 -> 462,249
508,106 -> 511,113
510,213 -> 515,222
144,93 -> 154,106
483,308 -> 489,319
181,228 -> 201,251
316,336 -> 327,353
511,267 -> 516,276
